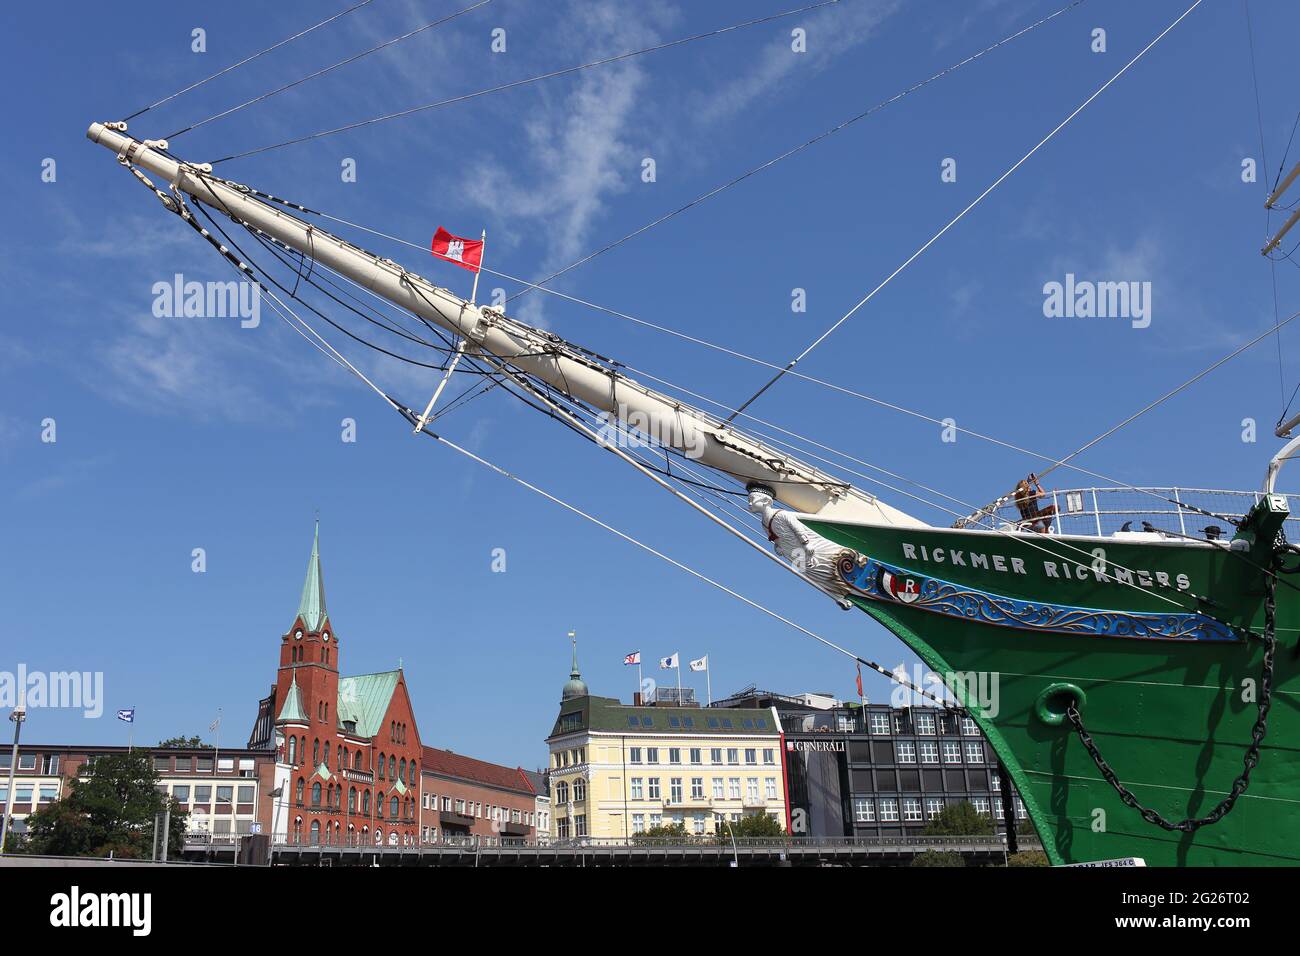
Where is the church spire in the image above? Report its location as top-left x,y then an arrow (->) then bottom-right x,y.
296,520 -> 328,632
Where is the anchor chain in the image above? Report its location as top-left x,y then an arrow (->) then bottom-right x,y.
1065,568 -> 1278,832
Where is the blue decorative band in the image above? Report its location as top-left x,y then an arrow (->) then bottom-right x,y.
834,551 -> 1239,643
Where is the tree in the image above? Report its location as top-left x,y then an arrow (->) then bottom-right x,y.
921,801 -> 994,837
20,750 -> 188,859
717,813 -> 784,844
632,823 -> 691,845
911,849 -> 965,867
1006,850 -> 1049,867
157,736 -> 211,749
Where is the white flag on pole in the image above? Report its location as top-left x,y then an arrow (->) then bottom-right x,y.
689,656 -> 708,672
659,653 -> 679,669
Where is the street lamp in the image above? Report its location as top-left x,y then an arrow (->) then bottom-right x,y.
0,707 -> 28,856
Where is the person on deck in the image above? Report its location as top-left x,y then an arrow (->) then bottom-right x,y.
1013,473 -> 1056,533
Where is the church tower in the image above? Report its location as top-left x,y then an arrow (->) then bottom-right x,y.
275,522 -> 340,766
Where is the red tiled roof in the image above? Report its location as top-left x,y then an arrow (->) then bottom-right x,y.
421,746 -> 535,795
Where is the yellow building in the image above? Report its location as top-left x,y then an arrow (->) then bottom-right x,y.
545,649 -> 787,841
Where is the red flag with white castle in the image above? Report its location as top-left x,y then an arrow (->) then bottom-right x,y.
430,226 -> 483,272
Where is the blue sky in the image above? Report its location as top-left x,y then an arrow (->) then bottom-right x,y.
2,0 -> 1298,767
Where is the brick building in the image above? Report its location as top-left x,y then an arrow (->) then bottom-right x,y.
247,524 -> 423,847
419,747 -> 540,845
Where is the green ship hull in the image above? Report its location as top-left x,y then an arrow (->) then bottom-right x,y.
805,505 -> 1300,867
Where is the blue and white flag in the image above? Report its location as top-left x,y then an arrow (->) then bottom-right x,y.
659,653 -> 679,669
116,709 -> 135,723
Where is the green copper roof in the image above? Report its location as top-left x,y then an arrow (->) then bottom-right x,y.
296,521 -> 328,632
337,671 -> 401,738
314,762 -> 331,781
548,695 -> 781,739
276,671 -> 307,724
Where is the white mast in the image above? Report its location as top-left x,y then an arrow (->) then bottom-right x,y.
87,124 -> 922,527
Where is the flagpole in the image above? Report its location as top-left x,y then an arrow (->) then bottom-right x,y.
676,660 -> 681,706
637,660 -> 643,704
706,661 -> 712,707
469,229 -> 486,305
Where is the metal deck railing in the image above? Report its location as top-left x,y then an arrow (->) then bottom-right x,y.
953,486 -> 1300,540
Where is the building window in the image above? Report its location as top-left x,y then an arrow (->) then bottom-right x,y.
942,741 -> 962,764
879,798 -> 899,822
631,778 -> 643,800
744,748 -> 756,765
870,713 -> 890,735
647,778 -> 660,800
632,813 -> 645,834
39,785 -> 58,803
728,778 -> 740,800
710,748 -> 722,764
173,785 -> 190,803
902,798 -> 923,822
965,742 -> 984,763
629,747 -> 642,764
693,812 -> 706,834
919,742 -> 939,765
311,783 -> 321,807
925,798 -> 944,818
573,779 -> 586,802
896,741 -> 916,764
961,716 -> 979,735
669,778 -> 683,803
217,786 -> 233,804
727,748 -> 739,765
915,713 -> 936,736
712,778 -> 724,799
689,748 -> 701,765
195,785 -> 212,803
557,818 -> 570,840
972,797 -> 991,817
746,778 -> 759,803
854,798 -> 875,822
763,748 -> 775,765
765,778 -> 777,800
991,771 -> 1001,791
237,785 -> 254,802
646,748 -> 659,765
390,796 -> 399,818
669,748 -> 681,765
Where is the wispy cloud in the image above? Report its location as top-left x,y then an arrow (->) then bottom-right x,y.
693,0 -> 900,126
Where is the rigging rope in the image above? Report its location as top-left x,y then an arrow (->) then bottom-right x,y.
167,0 -> 492,140
233,245 -> 953,707
210,0 -> 839,163
505,0 -> 1089,305
122,0 -> 377,121
229,192 -> 1300,529
725,0 -> 1206,422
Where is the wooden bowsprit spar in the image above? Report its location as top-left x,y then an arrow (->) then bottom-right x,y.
87,124 -> 921,530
